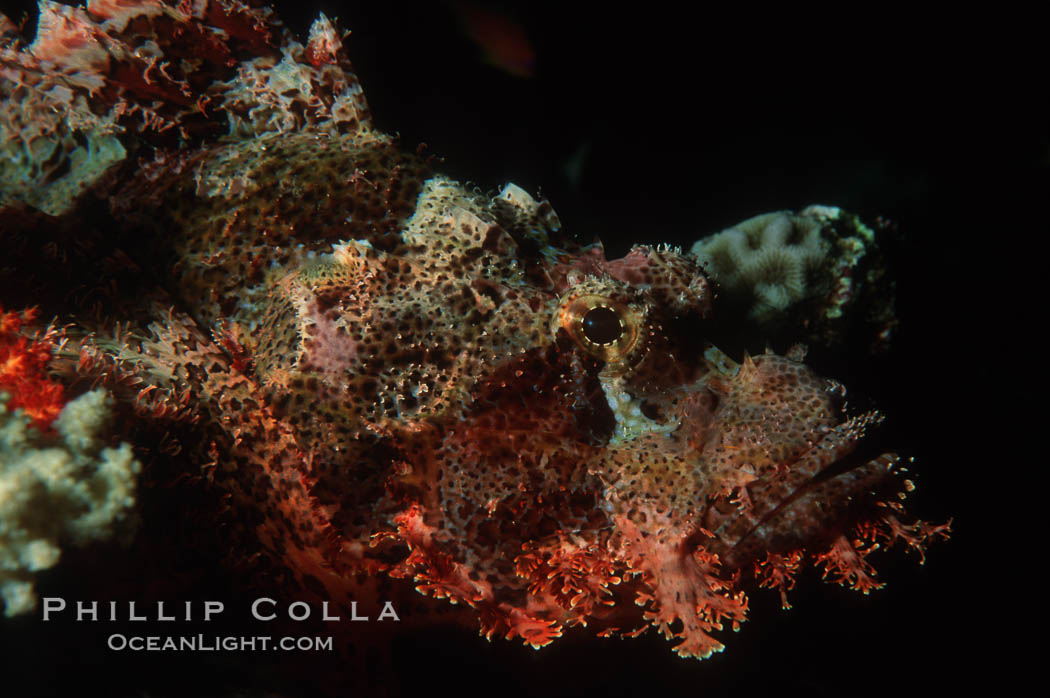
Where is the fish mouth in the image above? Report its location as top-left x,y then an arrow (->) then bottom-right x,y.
703,436 -> 904,570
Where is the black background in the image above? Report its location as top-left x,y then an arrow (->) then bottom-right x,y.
1,1 -> 1042,696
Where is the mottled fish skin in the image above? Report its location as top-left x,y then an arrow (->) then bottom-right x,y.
0,0 -> 946,658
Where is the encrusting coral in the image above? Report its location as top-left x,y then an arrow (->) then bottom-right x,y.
692,209 -> 829,324
691,206 -> 897,351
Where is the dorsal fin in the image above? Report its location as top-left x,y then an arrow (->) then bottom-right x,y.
1,0 -> 377,215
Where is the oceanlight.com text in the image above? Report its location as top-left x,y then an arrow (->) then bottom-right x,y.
106,634 -> 334,652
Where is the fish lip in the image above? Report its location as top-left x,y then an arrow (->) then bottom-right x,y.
784,446 -> 902,512
704,447 -> 902,567
812,446 -> 881,486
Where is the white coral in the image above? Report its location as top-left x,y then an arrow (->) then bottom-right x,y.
691,209 -> 834,324
0,390 -> 141,616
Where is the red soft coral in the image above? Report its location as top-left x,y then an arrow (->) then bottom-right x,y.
0,305 -> 66,429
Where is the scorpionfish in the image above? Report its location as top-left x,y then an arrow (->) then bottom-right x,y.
0,0 -> 947,659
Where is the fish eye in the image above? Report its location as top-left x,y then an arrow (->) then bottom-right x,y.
556,292 -> 644,366
581,306 -> 623,345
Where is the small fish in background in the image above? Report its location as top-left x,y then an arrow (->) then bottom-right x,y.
562,138 -> 593,193
453,1 -> 536,78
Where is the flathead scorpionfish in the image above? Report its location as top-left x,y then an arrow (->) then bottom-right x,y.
0,0 -> 948,660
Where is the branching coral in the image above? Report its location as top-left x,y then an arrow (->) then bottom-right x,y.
0,389 -> 141,616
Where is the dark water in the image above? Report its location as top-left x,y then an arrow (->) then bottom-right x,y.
2,1 -> 1040,696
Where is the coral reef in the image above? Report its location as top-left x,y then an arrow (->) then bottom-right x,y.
0,390 -> 141,616
0,0 -> 943,663
692,206 -> 897,351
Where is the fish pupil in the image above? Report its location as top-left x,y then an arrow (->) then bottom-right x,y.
582,306 -> 623,345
